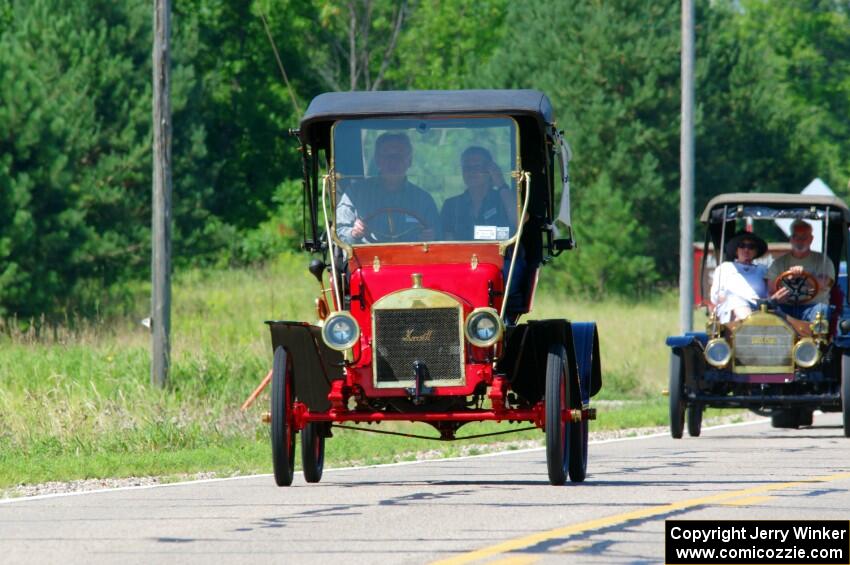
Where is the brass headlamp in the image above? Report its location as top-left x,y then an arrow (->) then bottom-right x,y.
810,311 -> 829,340
706,310 -> 720,338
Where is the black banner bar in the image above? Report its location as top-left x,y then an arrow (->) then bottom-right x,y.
666,520 -> 849,564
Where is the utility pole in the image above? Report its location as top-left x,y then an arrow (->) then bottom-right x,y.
679,0 -> 695,334
151,0 -> 172,388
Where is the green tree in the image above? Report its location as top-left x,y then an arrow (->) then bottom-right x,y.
481,0 -> 679,293
735,0 -> 850,195
269,0 -> 408,92
0,1 -> 150,316
388,0 -> 508,90
181,0 -> 315,236
480,0 -> 824,294
0,1 -> 214,317
551,177 -> 656,296
694,0 -> 821,207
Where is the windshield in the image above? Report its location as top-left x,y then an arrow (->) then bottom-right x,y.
331,117 -> 519,245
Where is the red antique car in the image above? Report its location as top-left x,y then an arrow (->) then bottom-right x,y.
263,90 -> 601,485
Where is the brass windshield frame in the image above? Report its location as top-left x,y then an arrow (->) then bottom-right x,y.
326,115 -> 523,254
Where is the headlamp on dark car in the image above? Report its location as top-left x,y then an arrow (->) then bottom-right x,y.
704,338 -> 732,368
792,338 -> 820,368
321,312 -> 360,351
465,308 -> 504,348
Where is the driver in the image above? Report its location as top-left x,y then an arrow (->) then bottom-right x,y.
767,219 -> 834,321
336,132 -> 440,244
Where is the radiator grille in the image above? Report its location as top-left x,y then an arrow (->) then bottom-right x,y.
374,307 -> 463,385
734,324 -> 794,367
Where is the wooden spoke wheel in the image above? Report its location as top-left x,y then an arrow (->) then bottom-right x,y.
301,422 -> 326,483
668,352 -> 686,439
270,346 -> 295,486
568,412 -> 588,483
687,402 -> 703,437
545,344 -> 571,485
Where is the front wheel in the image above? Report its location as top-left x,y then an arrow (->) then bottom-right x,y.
668,352 -> 686,439
568,414 -> 588,483
545,344 -> 570,485
687,403 -> 703,437
301,422 -> 326,483
271,346 -> 295,486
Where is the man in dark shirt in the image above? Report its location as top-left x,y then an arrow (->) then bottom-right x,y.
441,146 -> 516,241
336,132 -> 440,244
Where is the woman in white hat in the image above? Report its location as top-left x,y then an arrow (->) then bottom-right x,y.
710,232 -> 769,323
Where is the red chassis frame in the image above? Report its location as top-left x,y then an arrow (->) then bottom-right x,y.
291,378 -> 593,431
249,242 -> 594,438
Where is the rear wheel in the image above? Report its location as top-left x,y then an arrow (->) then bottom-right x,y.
301,422 -> 326,483
797,409 -> 814,427
568,414 -> 588,483
545,344 -> 570,486
687,403 -> 703,437
771,410 -> 799,429
842,354 -> 850,437
271,346 -> 295,486
668,352 -> 685,439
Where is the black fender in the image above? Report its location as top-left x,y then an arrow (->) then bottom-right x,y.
499,319 -> 583,406
665,332 -> 708,349
571,322 -> 601,402
666,333 -> 707,390
266,321 -> 344,412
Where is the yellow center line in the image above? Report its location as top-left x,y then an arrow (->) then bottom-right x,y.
720,495 -> 773,506
487,556 -> 540,565
430,472 -> 850,565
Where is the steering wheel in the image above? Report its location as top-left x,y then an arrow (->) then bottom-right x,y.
361,207 -> 430,242
774,269 -> 819,305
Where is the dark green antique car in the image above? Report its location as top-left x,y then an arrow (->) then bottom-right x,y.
666,193 -> 850,437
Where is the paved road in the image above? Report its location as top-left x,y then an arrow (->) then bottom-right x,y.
2,415 -> 849,565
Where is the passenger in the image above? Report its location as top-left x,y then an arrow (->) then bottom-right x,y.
336,132 -> 440,244
441,146 -> 516,241
767,219 -> 834,321
443,146 -> 526,316
710,232 -> 769,323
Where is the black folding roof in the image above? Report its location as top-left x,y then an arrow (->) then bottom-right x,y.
299,89 -> 554,134
700,192 -> 850,223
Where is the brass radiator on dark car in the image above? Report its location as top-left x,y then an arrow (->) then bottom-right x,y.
732,313 -> 795,373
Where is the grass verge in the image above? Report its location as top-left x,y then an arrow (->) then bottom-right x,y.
0,254 -> 708,490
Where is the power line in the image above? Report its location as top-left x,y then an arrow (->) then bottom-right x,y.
259,11 -> 302,114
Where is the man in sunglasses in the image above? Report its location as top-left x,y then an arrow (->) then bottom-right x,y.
767,219 -> 835,321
